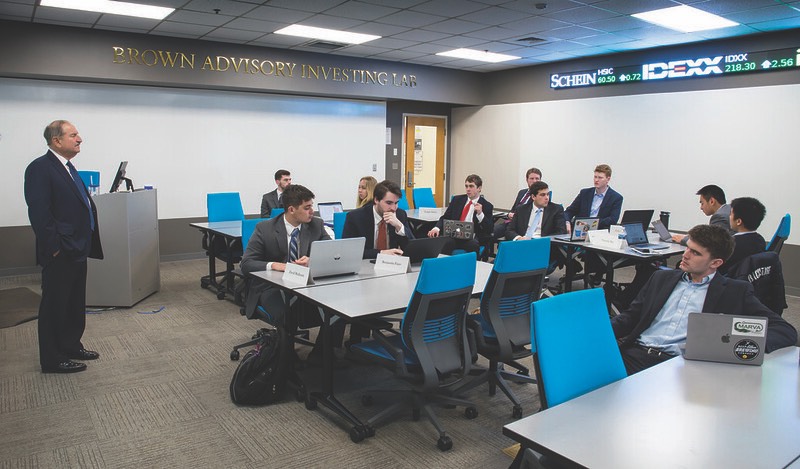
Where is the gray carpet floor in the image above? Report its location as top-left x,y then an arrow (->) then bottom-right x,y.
1,259 -> 798,468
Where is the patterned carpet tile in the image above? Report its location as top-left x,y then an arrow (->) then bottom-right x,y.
0,373 -> 79,414
0,399 -> 96,460
73,354 -> 181,399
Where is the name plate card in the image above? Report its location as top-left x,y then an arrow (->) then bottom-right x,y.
417,207 -> 442,220
283,263 -> 310,286
588,230 -> 625,250
374,253 -> 411,273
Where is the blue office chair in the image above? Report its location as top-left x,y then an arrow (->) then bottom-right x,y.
77,170 -> 100,194
766,213 -> 790,254
351,253 -> 478,451
207,192 -> 245,222
270,208 -> 284,218
531,288 -> 627,409
396,189 -> 410,210
413,187 -> 437,208
333,211 -> 347,239
457,238 -> 549,418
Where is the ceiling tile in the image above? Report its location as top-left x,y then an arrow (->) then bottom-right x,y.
243,5 -> 315,23
182,0 -> 258,16
323,1 -> 399,21
748,16 -> 800,31
364,49 -> 428,60
545,5 -> 622,24
301,13 -> 366,29
411,0 -> 487,16
457,6 -> 526,25
168,10 -> 236,27
204,27 -> 265,41
376,10 -> 447,28
34,6 -> 100,24
464,26 -> 522,41
95,15 -> 160,30
430,35 -> 486,48
0,2 -> 30,17
503,0 -> 586,15
502,16 -> 571,33
264,0 -> 350,14
725,5 -> 800,24
390,28 -> 450,41
224,17 -> 283,33
597,0 -> 677,15
546,25 -> 604,40
151,21 -> 216,36
422,18 -> 486,34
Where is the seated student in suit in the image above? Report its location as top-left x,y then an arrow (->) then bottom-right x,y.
428,174 -> 494,255
611,225 -> 797,375
260,169 -> 291,218
671,184 -> 735,245
242,184 -> 342,363
718,197 -> 767,275
343,179 -> 414,260
506,181 -> 566,239
494,167 -> 541,240
563,164 -> 622,231
355,176 -> 377,209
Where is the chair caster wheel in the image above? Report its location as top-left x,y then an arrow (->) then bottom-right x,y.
465,407 -> 478,419
230,350 -> 240,361
304,394 -> 317,410
349,425 -> 367,443
411,408 -> 421,421
217,291 -> 225,300
295,387 -> 305,402
361,395 -> 374,406
437,435 -> 453,451
512,406 -> 523,419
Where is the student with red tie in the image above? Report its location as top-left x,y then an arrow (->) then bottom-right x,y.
428,174 -> 494,255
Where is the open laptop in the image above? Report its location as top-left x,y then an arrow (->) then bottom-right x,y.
317,202 -> 344,227
651,219 -> 676,243
620,209 -> 654,233
443,219 -> 474,240
402,237 -> 450,264
683,313 -> 768,365
554,217 -> 599,242
623,223 -> 668,250
307,237 -> 365,279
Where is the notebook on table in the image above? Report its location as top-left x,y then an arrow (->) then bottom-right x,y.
624,223 -> 668,250
554,217 -> 599,242
683,313 -> 768,366
307,237 -> 365,279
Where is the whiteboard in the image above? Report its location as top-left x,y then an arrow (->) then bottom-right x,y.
1,77 -> 386,225
451,83 -> 800,245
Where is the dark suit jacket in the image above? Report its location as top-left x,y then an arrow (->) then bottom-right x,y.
260,189 -> 280,218
719,232 -> 766,275
506,202 -> 567,239
612,269 -> 797,353
24,151 -> 103,266
436,194 -> 494,240
240,215 -> 330,274
342,204 -> 414,259
564,187 -> 623,229
510,188 -> 530,214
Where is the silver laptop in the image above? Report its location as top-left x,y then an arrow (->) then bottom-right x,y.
307,237 -> 365,279
554,217 -> 599,242
624,223 -> 668,250
683,313 -> 768,366
651,219 -> 675,242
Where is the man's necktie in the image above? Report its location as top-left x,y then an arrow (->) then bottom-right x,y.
520,193 -> 530,205
459,201 -> 473,221
525,208 -> 543,238
65,161 -> 94,231
288,227 -> 299,262
376,219 -> 388,251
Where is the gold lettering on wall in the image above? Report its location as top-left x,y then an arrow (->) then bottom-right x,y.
112,45 -> 417,89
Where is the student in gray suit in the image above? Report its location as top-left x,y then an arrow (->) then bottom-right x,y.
242,184 -> 341,363
671,184 -> 734,245
260,169 -> 291,218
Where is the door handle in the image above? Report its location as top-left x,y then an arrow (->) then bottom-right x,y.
407,171 -> 414,187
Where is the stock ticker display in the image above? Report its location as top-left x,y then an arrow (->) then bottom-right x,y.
550,47 -> 799,89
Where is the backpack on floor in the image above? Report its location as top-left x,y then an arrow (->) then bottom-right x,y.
229,328 -> 288,405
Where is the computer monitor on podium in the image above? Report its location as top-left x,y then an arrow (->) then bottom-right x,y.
109,161 -> 133,192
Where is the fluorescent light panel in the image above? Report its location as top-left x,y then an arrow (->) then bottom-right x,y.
274,25 -> 380,45
436,48 -> 520,63
632,5 -> 738,33
40,0 -> 174,20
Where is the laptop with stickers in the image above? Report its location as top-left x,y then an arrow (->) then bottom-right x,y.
683,313 -> 768,366
554,217 -> 600,242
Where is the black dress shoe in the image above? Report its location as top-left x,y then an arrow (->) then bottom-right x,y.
68,349 -> 100,360
42,360 -> 87,374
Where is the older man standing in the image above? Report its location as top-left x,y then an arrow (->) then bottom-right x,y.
25,120 -> 103,373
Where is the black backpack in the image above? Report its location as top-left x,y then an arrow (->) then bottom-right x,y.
229,328 -> 288,405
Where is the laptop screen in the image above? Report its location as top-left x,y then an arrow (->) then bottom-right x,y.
318,202 -> 343,224
623,223 -> 648,245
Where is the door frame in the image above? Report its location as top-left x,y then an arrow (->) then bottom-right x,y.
401,113 -> 448,207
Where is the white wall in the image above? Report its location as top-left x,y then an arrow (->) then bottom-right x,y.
452,84 -> 800,244
1,78 -> 386,226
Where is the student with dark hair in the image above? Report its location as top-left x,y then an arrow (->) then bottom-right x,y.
612,224 -> 796,375
494,167 -> 542,240
428,174 -> 494,255
342,179 -> 413,260
260,169 -> 292,218
719,197 -> 767,275
671,184 -> 734,245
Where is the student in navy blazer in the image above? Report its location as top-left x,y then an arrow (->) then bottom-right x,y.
563,164 -> 623,230
428,174 -> 494,255
494,167 -> 542,240
24,120 -> 103,374
342,180 -> 414,260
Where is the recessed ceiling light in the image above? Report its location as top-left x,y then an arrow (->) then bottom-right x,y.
436,48 -> 520,63
274,25 -> 380,45
40,0 -> 174,20
632,5 -> 738,33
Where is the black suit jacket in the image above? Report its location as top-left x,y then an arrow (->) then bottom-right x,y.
342,204 -> 414,259
719,232 -> 766,275
564,187 -> 623,229
24,151 -> 103,266
436,194 -> 494,240
510,188 -> 530,214
612,269 -> 797,353
240,215 -> 330,274
506,202 -> 567,239
260,189 -> 280,218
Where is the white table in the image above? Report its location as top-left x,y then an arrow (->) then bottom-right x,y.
504,347 -> 800,469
